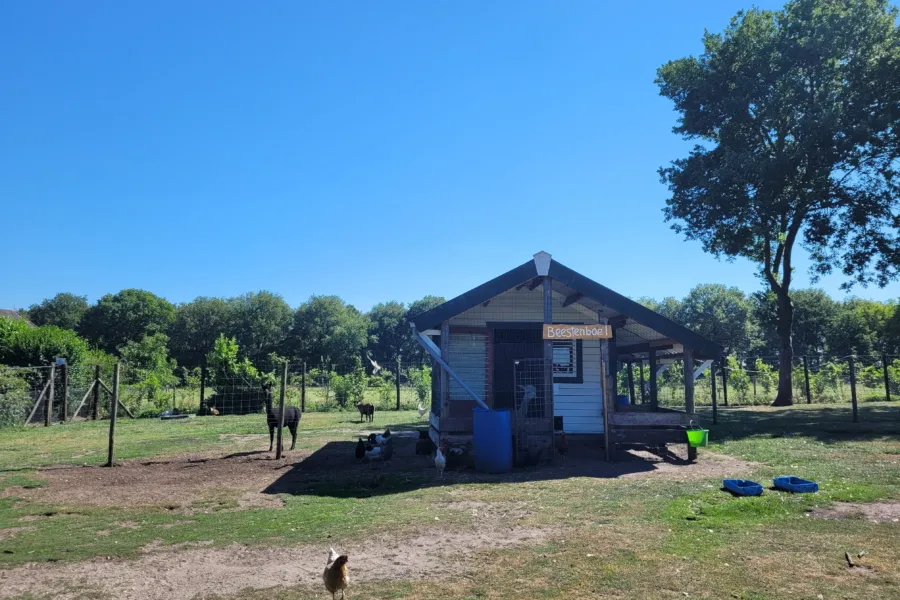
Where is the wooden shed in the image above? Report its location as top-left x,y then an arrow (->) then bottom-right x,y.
410,251 -> 724,463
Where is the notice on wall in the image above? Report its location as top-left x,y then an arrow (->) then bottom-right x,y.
543,324 -> 612,340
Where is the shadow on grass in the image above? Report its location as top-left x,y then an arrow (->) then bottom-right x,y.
700,403 -> 900,444
262,434 -> 675,499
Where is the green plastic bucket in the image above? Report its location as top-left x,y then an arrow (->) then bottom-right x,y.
686,429 -> 708,448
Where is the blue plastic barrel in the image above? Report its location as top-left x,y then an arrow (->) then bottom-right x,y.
472,408 -> 513,473
617,394 -> 629,406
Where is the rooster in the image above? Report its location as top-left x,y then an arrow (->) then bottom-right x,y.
364,444 -> 382,460
417,403 -> 428,418
323,548 -> 349,600
434,444 -> 447,479
556,431 -> 569,459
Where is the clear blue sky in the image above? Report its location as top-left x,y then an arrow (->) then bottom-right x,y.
2,1 -> 898,312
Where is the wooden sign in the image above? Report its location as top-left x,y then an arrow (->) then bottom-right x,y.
543,324 -> 612,340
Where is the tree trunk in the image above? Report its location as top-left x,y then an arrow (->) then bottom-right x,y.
772,291 -> 794,406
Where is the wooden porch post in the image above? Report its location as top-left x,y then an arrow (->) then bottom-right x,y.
683,347 -> 694,414
648,348 -> 658,410
638,360 -> 646,404
440,321 -> 450,419
542,277 -> 553,422
627,362 -> 636,405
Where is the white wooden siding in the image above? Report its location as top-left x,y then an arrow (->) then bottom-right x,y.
554,339 -> 604,433
448,333 -> 487,402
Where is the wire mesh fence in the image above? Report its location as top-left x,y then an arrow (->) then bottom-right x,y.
632,354 -> 900,410
0,357 -> 436,427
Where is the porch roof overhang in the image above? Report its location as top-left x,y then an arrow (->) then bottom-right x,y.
410,253 -> 724,360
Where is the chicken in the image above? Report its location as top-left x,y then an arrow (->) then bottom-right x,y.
354,438 -> 365,460
209,407 -> 220,416
434,445 -> 447,479
381,438 -> 394,461
323,548 -> 349,600
417,403 -> 428,418
373,428 -> 392,446
364,444 -> 382,460
556,431 -> 569,459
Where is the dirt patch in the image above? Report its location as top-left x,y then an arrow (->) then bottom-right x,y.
0,523 -> 552,600
0,527 -> 34,542
13,450 -> 304,512
810,502 -> 900,523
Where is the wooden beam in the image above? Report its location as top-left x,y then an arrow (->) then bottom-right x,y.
649,348 -> 658,411
615,341 -> 675,355
481,299 -> 491,307
562,293 -> 583,307
609,315 -> 628,328
684,347 -> 694,414
528,278 -> 542,291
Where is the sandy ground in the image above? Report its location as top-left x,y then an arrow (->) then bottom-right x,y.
0,436 -> 759,599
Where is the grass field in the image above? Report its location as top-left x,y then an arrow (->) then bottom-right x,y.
1,404 -> 899,599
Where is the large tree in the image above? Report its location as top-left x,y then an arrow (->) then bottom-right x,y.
25,293 -> 89,331
657,0 -> 900,405
283,295 -> 370,371
827,297 -> 894,356
228,291 -> 292,362
678,284 -> 754,356
169,297 -> 236,366
367,301 -> 410,364
752,288 -> 837,357
79,289 -> 176,354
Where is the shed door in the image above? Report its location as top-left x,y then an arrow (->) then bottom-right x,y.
448,332 -> 488,417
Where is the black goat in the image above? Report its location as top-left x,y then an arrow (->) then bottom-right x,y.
264,387 -> 300,452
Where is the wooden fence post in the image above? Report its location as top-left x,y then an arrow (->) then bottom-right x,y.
60,362 -> 69,422
882,354 -> 891,403
276,362 -> 288,459
45,364 -> 56,427
395,358 -> 401,411
301,361 -> 306,412
721,364 -> 729,407
648,349 -> 658,410
105,363 -> 120,467
849,355 -> 859,423
710,359 -> 718,425
92,365 -> 101,419
803,356 -> 812,404
199,365 -> 207,411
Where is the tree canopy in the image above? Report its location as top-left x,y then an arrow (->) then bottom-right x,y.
657,0 -> 900,404
25,293 -> 89,330
79,289 -> 176,353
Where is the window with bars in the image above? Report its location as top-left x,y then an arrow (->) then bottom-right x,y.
552,341 -> 577,377
552,339 -> 583,384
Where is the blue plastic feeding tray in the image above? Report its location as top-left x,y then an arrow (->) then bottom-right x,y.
773,476 -> 819,493
723,479 -> 764,496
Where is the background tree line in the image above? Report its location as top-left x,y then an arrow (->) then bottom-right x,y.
9,283 -> 900,372
5,290 -> 446,374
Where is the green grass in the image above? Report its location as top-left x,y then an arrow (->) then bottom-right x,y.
1,404 -> 900,599
0,410 -> 422,470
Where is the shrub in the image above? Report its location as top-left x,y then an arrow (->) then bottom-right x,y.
407,365 -> 432,403
0,367 -> 32,427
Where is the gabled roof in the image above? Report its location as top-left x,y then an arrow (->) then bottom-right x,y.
0,309 -> 34,326
410,253 -> 724,359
